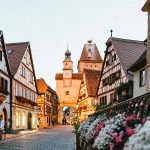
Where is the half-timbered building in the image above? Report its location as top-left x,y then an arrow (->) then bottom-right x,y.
6,42 -> 38,131
97,37 -> 146,106
78,69 -> 100,121
36,78 -> 58,128
0,31 -> 11,130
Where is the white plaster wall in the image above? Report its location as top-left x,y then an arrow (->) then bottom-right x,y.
133,69 -> 146,97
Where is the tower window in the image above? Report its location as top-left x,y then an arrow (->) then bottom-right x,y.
65,63 -> 67,66
66,91 -> 70,95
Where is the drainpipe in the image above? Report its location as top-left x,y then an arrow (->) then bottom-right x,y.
9,77 -> 13,132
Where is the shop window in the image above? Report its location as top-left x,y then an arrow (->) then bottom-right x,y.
16,111 -> 21,127
22,112 -> 26,126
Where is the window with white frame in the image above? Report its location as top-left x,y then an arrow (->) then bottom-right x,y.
139,69 -> 146,87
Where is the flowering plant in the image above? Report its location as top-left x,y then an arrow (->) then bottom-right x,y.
124,117 -> 150,150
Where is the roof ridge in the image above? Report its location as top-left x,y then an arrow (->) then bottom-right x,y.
111,37 -> 144,44
6,42 -> 29,45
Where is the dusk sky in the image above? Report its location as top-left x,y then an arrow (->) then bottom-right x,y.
0,0 -> 147,90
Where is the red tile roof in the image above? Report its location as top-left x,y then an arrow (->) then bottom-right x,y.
79,43 -> 103,62
107,37 -> 146,80
6,42 -> 29,75
84,69 -> 100,97
36,78 -> 56,94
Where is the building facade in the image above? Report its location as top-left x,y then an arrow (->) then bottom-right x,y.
36,78 -> 58,128
78,69 -> 100,121
142,0 -> 150,92
0,31 -> 11,130
97,37 -> 146,106
55,48 -> 82,124
77,41 -> 103,121
6,42 -> 38,131
129,50 -> 147,97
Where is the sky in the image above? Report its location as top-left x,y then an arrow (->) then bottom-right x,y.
0,0 -> 147,90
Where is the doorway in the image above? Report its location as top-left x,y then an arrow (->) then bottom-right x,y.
27,112 -> 32,130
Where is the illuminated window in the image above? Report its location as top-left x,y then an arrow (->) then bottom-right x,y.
16,111 -> 21,127
22,112 -> 26,126
32,114 -> 36,126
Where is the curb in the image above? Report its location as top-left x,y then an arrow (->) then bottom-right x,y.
6,131 -> 38,140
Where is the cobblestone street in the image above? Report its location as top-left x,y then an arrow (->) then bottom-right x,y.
0,125 -> 76,150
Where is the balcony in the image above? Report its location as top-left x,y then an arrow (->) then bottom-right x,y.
15,96 -> 38,106
89,92 -> 150,118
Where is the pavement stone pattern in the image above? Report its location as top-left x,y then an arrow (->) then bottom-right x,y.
0,125 -> 76,150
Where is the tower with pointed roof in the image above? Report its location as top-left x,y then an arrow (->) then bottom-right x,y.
77,40 -> 103,73
63,48 -> 73,79
55,47 -> 82,124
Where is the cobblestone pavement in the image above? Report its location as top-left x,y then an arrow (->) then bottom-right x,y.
0,125 -> 76,150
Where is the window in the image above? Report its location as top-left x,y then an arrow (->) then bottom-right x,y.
29,73 -> 33,83
21,66 -> 26,77
16,111 -> 21,127
140,69 -> 146,87
110,93 -> 114,102
100,96 -> 107,105
0,77 -> 8,95
0,50 -> 2,61
66,91 -> 70,95
22,112 -> 26,126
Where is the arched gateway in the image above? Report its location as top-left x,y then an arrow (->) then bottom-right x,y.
55,47 -> 82,124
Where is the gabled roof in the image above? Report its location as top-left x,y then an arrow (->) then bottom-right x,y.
36,78 -> 56,94
129,50 -> 146,72
107,37 -> 146,80
142,0 -> 150,12
84,69 -> 100,97
6,42 -> 29,75
78,42 -> 103,62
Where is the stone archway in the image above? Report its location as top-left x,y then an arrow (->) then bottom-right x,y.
58,105 -> 77,125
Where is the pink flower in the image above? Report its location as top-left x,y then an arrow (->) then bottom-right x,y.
109,142 -> 115,150
126,114 -> 136,121
111,133 -> 118,138
122,121 -> 127,127
142,118 -> 146,124
126,127 -> 134,136
121,112 -> 126,117
115,135 -> 122,143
